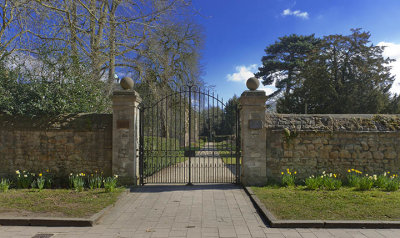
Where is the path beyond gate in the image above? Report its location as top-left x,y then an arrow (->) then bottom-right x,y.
139,85 -> 240,185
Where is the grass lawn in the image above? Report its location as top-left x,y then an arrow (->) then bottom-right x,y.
215,142 -> 241,165
144,156 -> 186,176
0,188 -> 124,218
219,151 -> 240,165
252,186 -> 400,221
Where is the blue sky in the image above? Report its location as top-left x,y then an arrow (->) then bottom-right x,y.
192,0 -> 400,101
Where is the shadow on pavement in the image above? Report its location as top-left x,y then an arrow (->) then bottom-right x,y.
130,183 -> 241,193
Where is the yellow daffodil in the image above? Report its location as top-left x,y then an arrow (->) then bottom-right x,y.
347,169 -> 351,173
294,171 -> 297,175
281,172 -> 284,175
16,170 -> 20,175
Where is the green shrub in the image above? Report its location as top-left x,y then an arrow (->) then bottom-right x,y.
0,56 -> 111,116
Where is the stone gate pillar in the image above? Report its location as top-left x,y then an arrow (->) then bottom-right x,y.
239,77 -> 268,186
112,77 -> 141,185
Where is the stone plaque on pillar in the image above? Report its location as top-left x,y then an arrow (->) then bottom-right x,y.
249,119 -> 263,129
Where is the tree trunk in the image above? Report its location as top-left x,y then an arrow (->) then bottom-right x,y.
108,0 -> 118,87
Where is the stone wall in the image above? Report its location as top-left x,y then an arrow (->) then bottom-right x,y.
265,114 -> 400,182
0,114 -> 112,177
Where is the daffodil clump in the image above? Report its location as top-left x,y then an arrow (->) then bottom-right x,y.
69,172 -> 118,192
15,170 -> 34,189
15,169 -> 52,190
69,173 -> 86,192
305,175 -> 322,190
0,178 -> 10,192
346,169 -> 363,187
281,168 -> 296,187
374,172 -> 389,189
356,175 -> 374,191
36,173 -> 46,191
2,169 -> 119,193
88,172 -> 103,190
385,173 -> 399,192
346,169 -> 400,191
281,168 -> 400,192
305,171 -> 341,190
104,175 -> 119,193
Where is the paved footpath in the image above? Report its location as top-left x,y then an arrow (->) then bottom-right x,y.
1,184 -> 400,238
144,143 -> 237,184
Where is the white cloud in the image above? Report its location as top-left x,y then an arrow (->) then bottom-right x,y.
259,84 -> 276,95
282,8 -> 309,19
226,64 -> 258,82
226,64 -> 277,95
378,41 -> 400,94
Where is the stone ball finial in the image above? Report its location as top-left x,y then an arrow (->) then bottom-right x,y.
120,77 -> 134,90
246,77 -> 260,91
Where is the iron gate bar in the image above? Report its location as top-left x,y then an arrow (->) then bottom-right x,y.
139,85 -> 240,184
188,85 -> 192,185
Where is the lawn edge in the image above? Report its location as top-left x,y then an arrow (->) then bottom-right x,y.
243,186 -> 400,229
0,188 -> 129,227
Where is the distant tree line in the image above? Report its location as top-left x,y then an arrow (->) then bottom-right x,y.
256,29 -> 400,114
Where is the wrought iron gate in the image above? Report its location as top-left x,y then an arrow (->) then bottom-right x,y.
139,85 -> 240,185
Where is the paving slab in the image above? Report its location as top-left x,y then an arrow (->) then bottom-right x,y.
0,184 -> 400,237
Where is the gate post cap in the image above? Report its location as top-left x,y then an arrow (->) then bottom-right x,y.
120,77 -> 134,90
246,77 -> 260,91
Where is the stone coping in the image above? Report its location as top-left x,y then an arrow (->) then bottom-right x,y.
265,113 -> 400,132
243,186 -> 400,229
0,189 -> 129,227
0,113 -> 112,130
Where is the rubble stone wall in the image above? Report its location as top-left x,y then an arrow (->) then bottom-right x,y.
265,114 -> 400,182
0,114 -> 112,177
